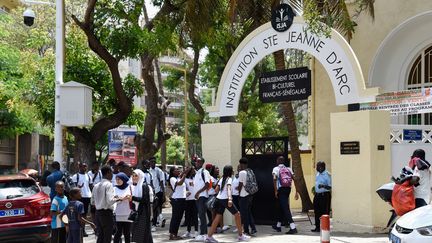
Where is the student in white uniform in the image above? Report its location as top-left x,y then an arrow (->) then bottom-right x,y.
231,165 -> 241,233
183,167 -> 198,238
192,158 -> 211,242
113,172 -> 132,243
205,165 -> 250,243
168,166 -> 188,240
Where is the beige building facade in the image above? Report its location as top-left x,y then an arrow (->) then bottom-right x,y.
313,1 -> 432,169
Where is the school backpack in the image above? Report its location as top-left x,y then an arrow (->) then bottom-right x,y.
244,168 -> 259,195
61,171 -> 73,194
279,166 -> 293,188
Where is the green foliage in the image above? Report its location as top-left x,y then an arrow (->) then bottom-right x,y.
93,0 -> 177,59
155,134 -> 185,165
0,15 -> 44,139
126,108 -> 146,133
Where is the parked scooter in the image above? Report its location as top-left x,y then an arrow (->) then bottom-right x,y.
376,182 -> 397,231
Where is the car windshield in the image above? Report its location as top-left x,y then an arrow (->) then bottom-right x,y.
0,179 -> 40,200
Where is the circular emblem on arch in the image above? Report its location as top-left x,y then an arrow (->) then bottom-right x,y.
271,4 -> 295,32
5,202 -> 12,209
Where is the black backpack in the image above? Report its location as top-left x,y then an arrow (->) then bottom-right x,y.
61,171 -> 73,194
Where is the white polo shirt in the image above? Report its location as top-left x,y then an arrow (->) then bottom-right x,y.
87,170 -> 102,185
232,176 -> 240,196
72,173 -> 92,198
217,178 -> 232,200
170,177 -> 186,199
193,168 -> 210,198
238,170 -> 249,197
185,178 -> 195,201
149,167 -> 165,193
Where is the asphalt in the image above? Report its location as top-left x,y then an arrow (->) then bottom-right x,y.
82,209 -> 389,243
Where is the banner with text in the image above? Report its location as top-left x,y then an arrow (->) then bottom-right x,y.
259,67 -> 311,103
359,88 -> 432,116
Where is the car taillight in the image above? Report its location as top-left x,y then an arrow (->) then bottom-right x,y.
31,197 -> 51,206
37,198 -> 51,205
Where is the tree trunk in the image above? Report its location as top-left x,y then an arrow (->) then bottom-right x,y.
133,1 -> 177,162
135,53 -> 170,160
70,128 -> 96,174
273,50 -> 313,212
154,58 -> 167,170
188,47 -> 205,130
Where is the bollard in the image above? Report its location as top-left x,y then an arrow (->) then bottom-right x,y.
320,214 -> 330,243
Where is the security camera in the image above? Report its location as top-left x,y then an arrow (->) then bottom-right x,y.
23,8 -> 35,27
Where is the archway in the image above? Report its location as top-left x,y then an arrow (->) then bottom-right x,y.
207,17 -> 379,117
201,17 -> 389,232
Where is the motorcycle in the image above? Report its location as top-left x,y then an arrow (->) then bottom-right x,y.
376,182 -> 398,231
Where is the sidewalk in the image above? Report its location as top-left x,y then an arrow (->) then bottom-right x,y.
151,209 -> 389,243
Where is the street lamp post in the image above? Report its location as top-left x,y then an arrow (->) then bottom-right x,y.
22,0 -> 64,164
182,69 -> 189,165
53,0 -> 65,164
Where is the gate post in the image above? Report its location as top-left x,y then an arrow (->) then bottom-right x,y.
330,110 -> 391,233
201,122 -> 242,226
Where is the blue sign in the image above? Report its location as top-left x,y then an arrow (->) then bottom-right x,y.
403,129 -> 422,141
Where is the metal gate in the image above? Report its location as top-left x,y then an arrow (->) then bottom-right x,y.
242,137 -> 289,225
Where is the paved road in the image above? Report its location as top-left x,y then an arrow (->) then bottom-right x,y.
83,209 -> 389,243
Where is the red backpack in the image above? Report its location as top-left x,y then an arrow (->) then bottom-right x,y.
392,180 -> 415,216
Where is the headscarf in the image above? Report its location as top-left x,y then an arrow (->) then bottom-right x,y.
115,172 -> 129,190
132,169 -> 145,198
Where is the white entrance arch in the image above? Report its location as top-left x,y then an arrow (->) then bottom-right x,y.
207,17 -> 379,117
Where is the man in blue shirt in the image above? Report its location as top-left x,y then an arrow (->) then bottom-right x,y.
312,161 -> 331,232
47,161 -> 64,200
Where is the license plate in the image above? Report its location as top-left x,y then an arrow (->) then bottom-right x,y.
0,209 -> 25,218
389,233 -> 401,243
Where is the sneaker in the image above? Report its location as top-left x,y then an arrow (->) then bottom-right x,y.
169,234 -> 183,241
161,219 -> 166,228
232,227 -> 238,233
216,227 -> 223,233
193,234 -> 206,242
222,225 -> 230,232
250,229 -> 257,236
151,226 -> 156,232
182,232 -> 191,238
238,234 -> 250,242
272,225 -> 281,232
285,228 -> 298,234
205,236 -> 219,243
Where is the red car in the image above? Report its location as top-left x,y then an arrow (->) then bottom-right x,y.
0,174 -> 51,242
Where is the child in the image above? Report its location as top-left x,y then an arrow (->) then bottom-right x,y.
51,181 -> 68,243
62,187 -> 96,243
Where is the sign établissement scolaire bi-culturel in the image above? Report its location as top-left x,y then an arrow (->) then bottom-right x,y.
259,67 -> 311,103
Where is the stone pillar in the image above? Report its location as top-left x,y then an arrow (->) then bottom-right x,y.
330,110 -> 391,233
201,122 -> 242,226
